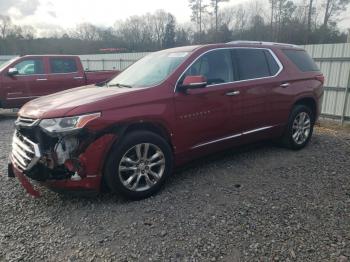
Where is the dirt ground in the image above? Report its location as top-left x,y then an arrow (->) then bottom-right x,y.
0,112 -> 349,262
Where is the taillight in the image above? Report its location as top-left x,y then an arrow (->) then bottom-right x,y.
315,74 -> 325,84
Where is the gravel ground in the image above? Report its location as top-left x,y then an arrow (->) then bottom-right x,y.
0,115 -> 349,262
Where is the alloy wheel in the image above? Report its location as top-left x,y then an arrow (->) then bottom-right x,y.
118,143 -> 165,192
292,111 -> 311,145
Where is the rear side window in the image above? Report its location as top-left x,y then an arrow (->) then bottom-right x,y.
282,49 -> 319,72
50,58 -> 77,73
234,49 -> 271,80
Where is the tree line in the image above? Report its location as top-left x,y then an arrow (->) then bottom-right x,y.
0,0 -> 349,55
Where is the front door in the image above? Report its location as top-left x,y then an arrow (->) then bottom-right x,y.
174,49 -> 243,152
2,58 -> 46,108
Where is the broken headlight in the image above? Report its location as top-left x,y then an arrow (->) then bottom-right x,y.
39,113 -> 101,134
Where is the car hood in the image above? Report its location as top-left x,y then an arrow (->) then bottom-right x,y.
19,85 -> 138,119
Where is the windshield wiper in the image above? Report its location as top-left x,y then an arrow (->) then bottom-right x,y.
107,83 -> 133,88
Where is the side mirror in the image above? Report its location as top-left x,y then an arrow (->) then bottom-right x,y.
8,68 -> 19,76
179,75 -> 207,92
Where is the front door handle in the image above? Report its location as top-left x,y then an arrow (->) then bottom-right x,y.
36,78 -> 47,81
73,76 -> 84,80
226,90 -> 240,96
280,82 -> 290,88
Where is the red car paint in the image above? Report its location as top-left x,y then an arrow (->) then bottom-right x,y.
9,42 -> 324,197
0,55 -> 119,108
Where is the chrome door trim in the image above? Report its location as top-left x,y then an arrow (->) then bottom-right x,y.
191,125 -> 274,149
191,133 -> 242,149
242,126 -> 273,135
6,95 -> 40,100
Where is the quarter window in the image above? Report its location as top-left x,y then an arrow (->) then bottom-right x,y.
50,58 -> 77,73
282,49 -> 319,72
181,49 -> 234,85
13,59 -> 44,75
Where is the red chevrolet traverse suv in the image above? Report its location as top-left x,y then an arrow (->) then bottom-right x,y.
9,41 -> 324,199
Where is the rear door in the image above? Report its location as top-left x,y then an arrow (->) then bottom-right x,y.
231,48 -> 284,133
174,49 -> 243,151
46,57 -> 85,94
1,57 -> 46,108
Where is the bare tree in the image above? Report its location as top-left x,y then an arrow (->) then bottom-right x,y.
210,0 -> 229,33
73,23 -> 100,41
306,0 -> 314,43
189,0 -> 209,41
322,0 -> 350,29
0,15 -> 12,39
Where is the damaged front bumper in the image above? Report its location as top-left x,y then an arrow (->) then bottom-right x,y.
8,125 -> 117,197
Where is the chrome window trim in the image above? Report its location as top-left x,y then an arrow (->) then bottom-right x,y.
48,71 -> 79,75
174,47 -> 284,93
14,72 -> 80,76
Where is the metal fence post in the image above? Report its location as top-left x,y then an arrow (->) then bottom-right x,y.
102,59 -> 105,70
87,59 -> 90,70
341,70 -> 350,125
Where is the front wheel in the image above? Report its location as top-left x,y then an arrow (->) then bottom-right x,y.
281,105 -> 314,150
104,131 -> 173,200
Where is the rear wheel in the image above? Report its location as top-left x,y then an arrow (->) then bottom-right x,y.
281,105 -> 314,150
104,131 -> 172,199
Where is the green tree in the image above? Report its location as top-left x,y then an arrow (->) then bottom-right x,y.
163,14 -> 176,48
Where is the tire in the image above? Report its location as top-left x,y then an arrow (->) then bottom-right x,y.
104,130 -> 173,200
281,104 -> 314,150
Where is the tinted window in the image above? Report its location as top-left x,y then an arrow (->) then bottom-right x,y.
181,49 -> 234,85
13,59 -> 44,75
264,50 -> 280,75
283,49 -> 319,72
50,58 -> 77,73
234,49 -> 271,80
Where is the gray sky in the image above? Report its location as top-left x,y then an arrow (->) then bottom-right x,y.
1,0 -> 349,36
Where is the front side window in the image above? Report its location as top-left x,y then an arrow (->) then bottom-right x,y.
234,49 -> 272,80
50,58 -> 77,73
13,59 -> 44,75
180,49 -> 234,86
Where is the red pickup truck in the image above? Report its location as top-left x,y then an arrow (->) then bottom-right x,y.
0,55 -> 119,108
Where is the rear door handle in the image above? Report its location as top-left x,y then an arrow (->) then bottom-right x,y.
73,76 -> 84,80
280,82 -> 290,88
226,90 -> 240,96
36,78 -> 47,81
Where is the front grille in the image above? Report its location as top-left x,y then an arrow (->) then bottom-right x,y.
15,116 -> 39,127
11,131 -> 41,171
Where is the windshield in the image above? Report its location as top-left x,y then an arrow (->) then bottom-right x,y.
0,57 -> 18,72
107,51 -> 189,88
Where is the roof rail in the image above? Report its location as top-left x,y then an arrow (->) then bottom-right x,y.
227,40 -> 299,48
